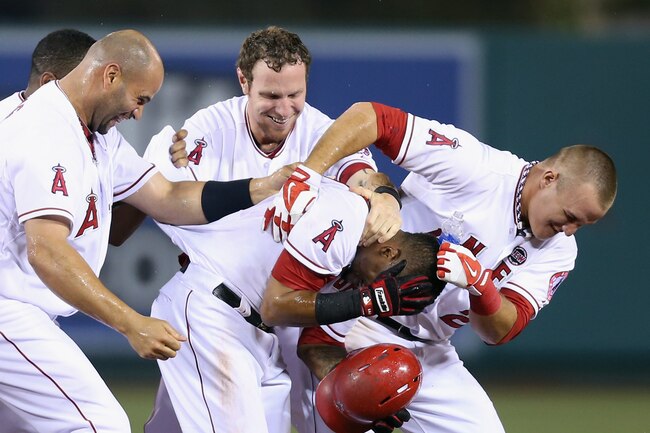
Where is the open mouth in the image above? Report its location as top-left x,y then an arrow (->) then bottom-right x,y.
268,115 -> 290,125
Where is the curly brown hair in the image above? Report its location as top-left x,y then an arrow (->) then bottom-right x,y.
236,26 -> 311,83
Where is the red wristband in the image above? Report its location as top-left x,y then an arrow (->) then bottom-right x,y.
469,277 -> 502,316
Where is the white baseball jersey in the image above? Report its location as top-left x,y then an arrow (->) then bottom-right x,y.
361,107 -> 577,344
0,81 -> 155,432
0,81 -> 157,317
143,179 -> 367,433
0,91 -> 25,121
319,105 -> 577,433
150,95 -> 376,183
143,95 -> 376,432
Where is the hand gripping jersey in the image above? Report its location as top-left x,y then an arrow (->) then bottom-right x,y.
0,81 -> 157,317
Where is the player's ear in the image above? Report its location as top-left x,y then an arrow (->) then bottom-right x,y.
39,71 -> 57,87
540,169 -> 558,189
237,67 -> 249,95
103,63 -> 122,87
379,245 -> 400,262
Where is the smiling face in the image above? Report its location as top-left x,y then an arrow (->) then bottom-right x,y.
526,174 -> 606,240
94,62 -> 163,134
239,60 -> 306,149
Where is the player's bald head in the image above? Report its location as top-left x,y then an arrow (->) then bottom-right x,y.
87,29 -> 163,80
544,145 -> 617,211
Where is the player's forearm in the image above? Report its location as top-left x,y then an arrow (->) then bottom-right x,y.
469,295 -> 518,344
260,278 -> 320,327
26,231 -> 138,333
260,291 -> 319,327
305,102 -> 378,175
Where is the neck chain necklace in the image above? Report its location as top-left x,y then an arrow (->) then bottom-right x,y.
515,161 -> 538,237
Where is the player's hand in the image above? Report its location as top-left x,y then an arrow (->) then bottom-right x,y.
436,242 -> 491,296
372,408 -> 411,433
263,164 -> 322,242
250,163 -> 299,205
359,261 -> 437,317
122,313 -> 187,361
169,129 -> 189,168
349,185 -> 402,246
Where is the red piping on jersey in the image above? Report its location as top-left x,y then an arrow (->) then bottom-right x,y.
283,239 -> 332,275
19,207 -> 74,221
394,115 -> 417,167
113,165 -> 156,197
0,330 -> 98,432
336,162 -> 374,185
502,281 -> 541,312
272,249 -> 333,292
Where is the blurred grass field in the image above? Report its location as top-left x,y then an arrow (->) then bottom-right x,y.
111,379 -> 650,433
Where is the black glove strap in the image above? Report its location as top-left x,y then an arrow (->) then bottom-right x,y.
374,185 -> 402,209
315,290 -> 362,325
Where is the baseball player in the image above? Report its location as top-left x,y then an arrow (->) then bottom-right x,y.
142,124 -> 441,432
271,101 -> 617,433
0,29 -> 96,120
0,28 -> 96,433
103,26 -> 401,432
0,30 -> 290,433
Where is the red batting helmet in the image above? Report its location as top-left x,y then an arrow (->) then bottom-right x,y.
315,343 -> 422,433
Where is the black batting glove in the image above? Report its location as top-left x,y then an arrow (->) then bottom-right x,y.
372,408 -> 411,433
358,260 -> 437,318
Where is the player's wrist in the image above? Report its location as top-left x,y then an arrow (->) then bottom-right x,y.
201,179 -> 253,222
315,290 -> 362,324
468,275 -> 501,316
374,185 -> 402,209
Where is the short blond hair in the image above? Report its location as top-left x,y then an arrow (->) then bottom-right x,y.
545,145 -> 617,210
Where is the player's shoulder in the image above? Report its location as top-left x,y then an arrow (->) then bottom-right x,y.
183,95 -> 246,131
0,91 -> 24,119
529,232 -> 578,261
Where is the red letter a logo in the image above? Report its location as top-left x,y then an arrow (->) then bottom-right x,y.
76,192 -> 99,238
51,164 -> 69,196
312,220 -> 344,252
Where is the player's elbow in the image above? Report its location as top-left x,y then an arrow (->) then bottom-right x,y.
260,296 -> 282,326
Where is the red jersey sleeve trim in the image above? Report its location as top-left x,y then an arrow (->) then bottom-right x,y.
337,162 -> 374,185
298,326 -> 344,347
271,250 -> 334,292
494,288 -> 536,345
371,102 -> 408,161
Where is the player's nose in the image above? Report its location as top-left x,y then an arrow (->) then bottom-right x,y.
274,98 -> 292,117
132,106 -> 144,121
561,222 -> 579,236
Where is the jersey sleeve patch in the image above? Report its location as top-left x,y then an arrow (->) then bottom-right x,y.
371,102 -> 408,161
547,271 -> 569,301
271,249 -> 335,292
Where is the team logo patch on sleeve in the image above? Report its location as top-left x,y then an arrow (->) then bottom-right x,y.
51,164 -> 69,196
426,129 -> 459,148
312,220 -> 344,252
188,137 -> 207,165
547,271 -> 569,300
